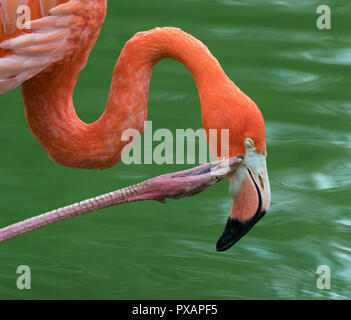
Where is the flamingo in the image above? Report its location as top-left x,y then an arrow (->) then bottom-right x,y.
0,0 -> 270,251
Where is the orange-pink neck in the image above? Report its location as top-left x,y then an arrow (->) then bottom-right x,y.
22,27 -> 258,169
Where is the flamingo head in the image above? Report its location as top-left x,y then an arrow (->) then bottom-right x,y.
216,137 -> 271,251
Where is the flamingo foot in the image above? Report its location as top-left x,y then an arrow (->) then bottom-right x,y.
143,157 -> 244,202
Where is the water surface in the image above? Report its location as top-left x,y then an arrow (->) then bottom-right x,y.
0,0 -> 350,299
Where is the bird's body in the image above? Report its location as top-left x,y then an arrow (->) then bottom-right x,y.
0,0 -> 271,250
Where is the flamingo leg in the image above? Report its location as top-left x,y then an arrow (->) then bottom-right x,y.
0,156 -> 243,243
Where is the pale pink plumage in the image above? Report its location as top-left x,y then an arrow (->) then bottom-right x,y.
0,0 -> 87,94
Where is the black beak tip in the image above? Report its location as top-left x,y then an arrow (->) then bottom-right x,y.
216,211 -> 267,252
216,240 -> 233,252
216,218 -> 245,252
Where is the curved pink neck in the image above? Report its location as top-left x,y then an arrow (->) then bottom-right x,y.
22,27 -> 231,169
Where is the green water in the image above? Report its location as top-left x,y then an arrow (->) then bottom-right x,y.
0,0 -> 350,299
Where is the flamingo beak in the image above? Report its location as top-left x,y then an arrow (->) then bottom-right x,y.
216,140 -> 271,252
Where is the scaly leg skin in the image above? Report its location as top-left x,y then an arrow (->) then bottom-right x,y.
0,157 -> 243,243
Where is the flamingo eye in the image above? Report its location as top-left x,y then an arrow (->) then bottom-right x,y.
245,138 -> 255,150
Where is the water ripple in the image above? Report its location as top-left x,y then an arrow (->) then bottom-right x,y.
216,0 -> 315,9
279,48 -> 351,66
266,121 -> 351,150
209,26 -> 335,45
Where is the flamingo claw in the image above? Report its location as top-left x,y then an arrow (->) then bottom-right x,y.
148,156 -> 244,201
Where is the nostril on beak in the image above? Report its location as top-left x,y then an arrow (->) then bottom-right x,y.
259,175 -> 265,190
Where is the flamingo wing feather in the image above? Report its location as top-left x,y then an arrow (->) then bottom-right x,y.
0,0 -> 83,94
